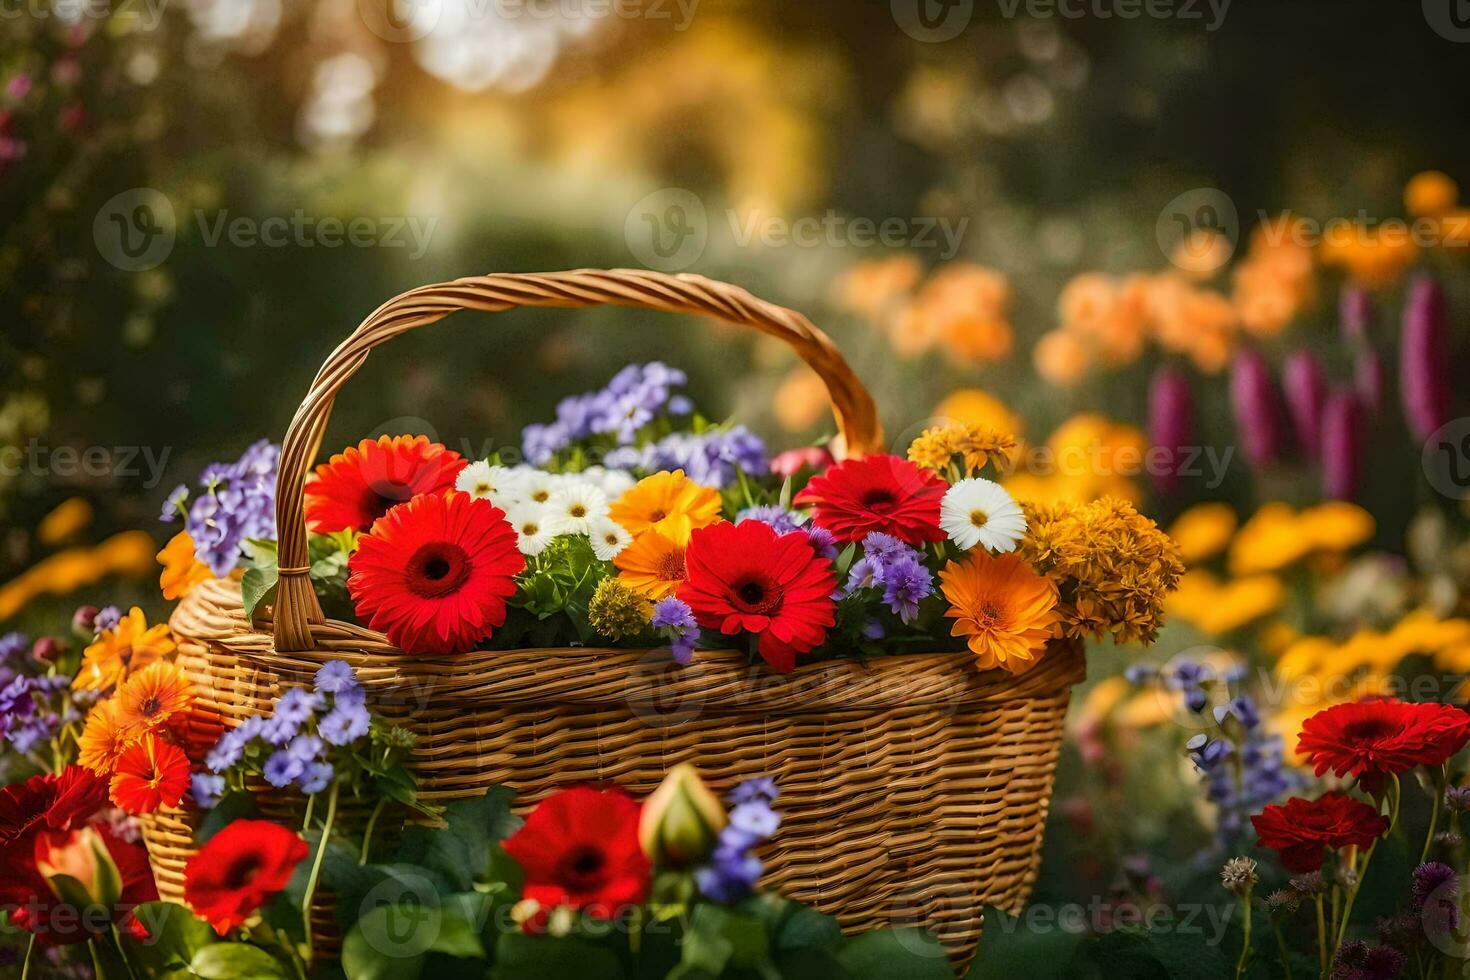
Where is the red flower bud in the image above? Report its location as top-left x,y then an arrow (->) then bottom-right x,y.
1230,348 -> 1286,468
1283,350 -> 1327,458
1400,275 -> 1452,441
1321,388 -> 1364,500
1147,365 -> 1194,494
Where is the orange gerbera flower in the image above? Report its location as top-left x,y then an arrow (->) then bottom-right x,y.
614,530 -> 689,600
77,699 -> 139,774
940,552 -> 1060,674
74,607 -> 175,692
115,662 -> 193,733
109,734 -> 189,814
609,471 -> 722,546
157,530 -> 212,601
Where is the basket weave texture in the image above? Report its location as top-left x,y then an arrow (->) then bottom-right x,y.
137,269 -> 1086,960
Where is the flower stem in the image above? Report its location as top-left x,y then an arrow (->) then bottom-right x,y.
21,932 -> 33,980
1422,767 -> 1447,864
1272,919 -> 1293,980
1234,894 -> 1252,979
1314,894 -> 1328,978
1333,840 -> 1377,958
301,779 -> 339,964
359,796 -> 387,865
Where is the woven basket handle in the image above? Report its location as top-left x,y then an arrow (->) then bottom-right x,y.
272,268 -> 884,651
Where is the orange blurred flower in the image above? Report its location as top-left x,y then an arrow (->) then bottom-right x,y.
157,531 -> 211,601
1405,170 -> 1458,218
1033,330 -> 1090,386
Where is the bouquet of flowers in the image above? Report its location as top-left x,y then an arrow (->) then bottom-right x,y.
160,363 -> 1183,675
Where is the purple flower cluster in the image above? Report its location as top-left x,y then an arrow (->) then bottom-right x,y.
1330,940 -> 1406,980
1183,692 -> 1294,844
1412,861 -> 1459,935
0,631 -> 28,686
736,505 -> 807,535
695,778 -> 780,903
651,597 -> 699,665
604,427 -> 769,490
522,363 -> 691,464
0,674 -> 71,753
844,532 -> 933,624
196,660 -> 368,806
163,439 -> 280,577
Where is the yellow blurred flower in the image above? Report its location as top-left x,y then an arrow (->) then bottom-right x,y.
772,366 -> 829,434
37,497 -> 93,546
1319,223 -> 1418,289
1165,571 -> 1284,636
932,389 -> 1023,437
157,531 -> 211,601
1296,501 -> 1375,552
1166,502 -> 1237,565
0,531 -> 159,622
1228,503 -> 1315,576
1033,330 -> 1090,386
74,607 -> 175,692
1405,170 -> 1459,218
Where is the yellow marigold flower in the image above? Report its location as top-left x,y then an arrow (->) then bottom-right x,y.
588,577 -> 653,643
115,661 -> 193,732
74,607 -> 175,692
1228,503 -> 1312,576
1166,502 -> 1237,566
37,497 -> 93,546
609,470 -> 722,546
931,388 -> 1023,438
157,531 -> 212,601
906,422 -> 1017,478
940,551 -> 1059,674
614,530 -> 688,600
77,699 -> 138,774
1297,501 -> 1374,552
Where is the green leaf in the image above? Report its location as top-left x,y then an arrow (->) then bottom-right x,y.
341,894 -> 491,980
1093,923 -> 1229,980
393,787 -> 522,892
490,933 -> 624,979
194,791 -> 258,846
966,908 -> 1087,979
240,565 -> 279,621
834,928 -> 955,980
678,905 -> 770,974
189,942 -> 291,979
122,901 -> 217,973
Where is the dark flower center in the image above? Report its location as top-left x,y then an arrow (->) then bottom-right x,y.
656,550 -> 687,581
406,542 -> 472,599
140,695 -> 162,717
649,509 -> 667,522
731,576 -> 783,615
977,600 -> 1003,627
223,853 -> 263,890
363,481 -> 413,523
1340,718 -> 1397,742
557,845 -> 608,892
860,489 -> 897,513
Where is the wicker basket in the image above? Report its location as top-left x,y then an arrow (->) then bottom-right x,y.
138,269 -> 1085,961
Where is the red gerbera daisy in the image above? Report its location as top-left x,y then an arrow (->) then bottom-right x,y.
184,820 -> 309,935
348,490 -> 525,654
0,822 -> 157,945
1250,792 -> 1388,873
677,519 -> 836,673
304,435 -> 467,533
1297,699 -> 1470,792
108,734 -> 190,815
502,786 -> 650,923
0,766 -> 107,847
793,453 -> 947,544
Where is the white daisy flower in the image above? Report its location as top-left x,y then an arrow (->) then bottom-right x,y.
584,466 -> 637,499
511,468 -> 562,507
456,461 -> 520,507
939,478 -> 1027,553
547,480 -> 608,536
588,517 -> 632,561
506,504 -> 556,556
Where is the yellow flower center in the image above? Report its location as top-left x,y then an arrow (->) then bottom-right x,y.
969,509 -> 989,529
570,504 -> 587,518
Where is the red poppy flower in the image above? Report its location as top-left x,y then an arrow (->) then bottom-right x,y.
0,821 -> 157,945
109,734 -> 190,815
184,819 -> 309,935
1297,699 -> 1470,791
348,490 -> 525,654
793,453 -> 947,544
502,786 -> 650,923
677,519 -> 836,673
305,435 -> 467,533
0,766 -> 107,848
1250,793 -> 1389,873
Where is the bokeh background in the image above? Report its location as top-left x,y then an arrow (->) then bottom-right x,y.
6,0 -> 1470,925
